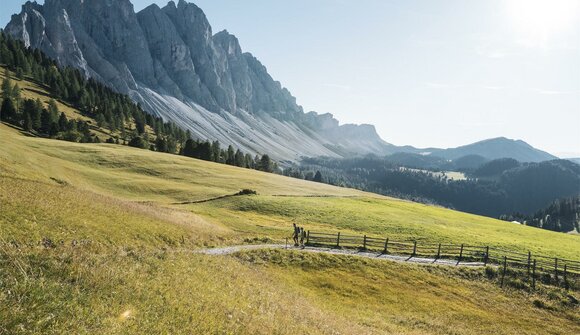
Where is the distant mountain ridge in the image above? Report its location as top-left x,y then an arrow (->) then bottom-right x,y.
5,0 -> 559,163
425,137 -> 558,163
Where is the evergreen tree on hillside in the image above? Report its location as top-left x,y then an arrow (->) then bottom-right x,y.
0,30 -> 279,174
234,149 -> 245,167
58,112 -> 68,131
128,136 -> 146,149
23,111 -> 32,131
183,139 -> 197,158
0,97 -> 16,121
244,154 -> 254,169
226,145 -> 235,165
40,109 -> 52,133
1,77 -> 11,99
260,155 -> 273,173
313,171 -> 323,183
210,141 -> 221,162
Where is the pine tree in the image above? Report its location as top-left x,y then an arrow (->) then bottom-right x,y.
234,149 -> 245,167
0,98 -> 16,121
58,112 -> 68,131
226,145 -> 235,165
244,153 -> 254,169
47,99 -> 58,116
40,109 -> 52,134
260,155 -> 273,173
313,171 -> 323,183
23,110 -> 33,131
183,139 -> 197,158
1,77 -> 12,99
128,136 -> 146,149
16,67 -> 24,80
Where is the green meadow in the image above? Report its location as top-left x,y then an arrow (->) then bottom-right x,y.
1,120 -> 579,334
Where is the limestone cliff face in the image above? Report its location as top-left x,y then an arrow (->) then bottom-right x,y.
6,0 -> 392,160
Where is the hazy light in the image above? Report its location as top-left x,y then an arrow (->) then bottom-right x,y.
505,0 -> 580,47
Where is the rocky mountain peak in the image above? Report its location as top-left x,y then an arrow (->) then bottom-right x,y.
5,0 -> 396,161
213,30 -> 242,56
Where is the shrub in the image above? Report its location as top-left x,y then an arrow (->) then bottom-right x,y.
236,189 -> 257,196
484,266 -> 497,279
128,136 -> 146,149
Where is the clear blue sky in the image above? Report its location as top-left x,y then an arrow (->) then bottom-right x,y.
2,0 -> 579,156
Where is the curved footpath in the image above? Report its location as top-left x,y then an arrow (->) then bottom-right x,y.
197,244 -> 487,267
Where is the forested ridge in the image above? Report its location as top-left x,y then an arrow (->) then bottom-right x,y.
289,155 -> 580,232
501,196 -> 580,233
0,31 -> 277,172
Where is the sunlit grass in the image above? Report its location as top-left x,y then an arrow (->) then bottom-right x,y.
1,122 -> 579,334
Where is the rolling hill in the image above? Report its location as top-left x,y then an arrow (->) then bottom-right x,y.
1,121 -> 579,334
0,3 -> 578,333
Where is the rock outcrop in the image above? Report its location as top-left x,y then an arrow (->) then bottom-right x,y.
6,0 -> 395,160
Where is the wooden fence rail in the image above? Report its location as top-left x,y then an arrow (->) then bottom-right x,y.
306,231 -> 579,291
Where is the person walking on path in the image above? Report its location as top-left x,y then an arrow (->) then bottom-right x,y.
300,228 -> 306,248
292,223 -> 300,247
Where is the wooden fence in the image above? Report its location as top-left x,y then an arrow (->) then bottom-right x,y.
306,231 -> 580,291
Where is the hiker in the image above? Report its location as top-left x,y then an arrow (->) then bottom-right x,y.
292,223 -> 300,246
300,228 -> 306,248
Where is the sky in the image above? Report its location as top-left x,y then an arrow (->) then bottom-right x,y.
2,0 -> 579,157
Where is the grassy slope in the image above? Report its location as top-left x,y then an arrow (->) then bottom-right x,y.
2,124 -> 579,257
0,68 -> 155,141
1,120 -> 579,334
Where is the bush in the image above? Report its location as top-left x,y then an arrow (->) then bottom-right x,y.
128,136 -> 147,149
484,266 -> 497,279
236,189 -> 257,196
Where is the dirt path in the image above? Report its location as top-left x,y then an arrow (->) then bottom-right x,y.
197,244 -> 486,267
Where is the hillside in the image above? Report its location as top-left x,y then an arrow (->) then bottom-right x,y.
1,123 -> 580,334
297,155 -> 580,224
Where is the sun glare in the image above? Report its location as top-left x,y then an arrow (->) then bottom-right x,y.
505,0 -> 579,46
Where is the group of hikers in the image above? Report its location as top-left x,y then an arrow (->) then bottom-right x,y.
292,223 -> 307,248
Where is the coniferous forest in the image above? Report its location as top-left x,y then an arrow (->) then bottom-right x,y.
290,156 -> 580,232
0,31 -> 276,172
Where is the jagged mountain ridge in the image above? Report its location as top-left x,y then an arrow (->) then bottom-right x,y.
6,0 -> 392,161
5,0 -> 559,163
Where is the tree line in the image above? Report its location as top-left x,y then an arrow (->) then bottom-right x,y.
287,156 -> 580,232
500,196 -> 580,233
0,30 -> 276,173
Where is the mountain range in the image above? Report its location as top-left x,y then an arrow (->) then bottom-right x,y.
4,0 -> 559,163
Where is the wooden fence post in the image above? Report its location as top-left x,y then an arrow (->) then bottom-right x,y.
563,264 -> 568,290
457,244 -> 464,265
336,232 -> 341,248
501,256 -> 507,288
436,243 -> 441,260
554,258 -> 559,284
306,231 -> 310,245
484,246 -> 489,265
412,241 -> 417,257
383,238 -> 389,254
363,235 -> 367,250
532,259 -> 536,290
527,251 -> 531,281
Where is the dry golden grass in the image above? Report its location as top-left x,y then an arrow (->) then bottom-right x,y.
1,122 -> 579,334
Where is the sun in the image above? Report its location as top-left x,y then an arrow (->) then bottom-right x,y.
504,0 -> 579,46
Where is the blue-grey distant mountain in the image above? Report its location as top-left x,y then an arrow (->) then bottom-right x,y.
425,137 -> 558,163
4,0 -> 559,163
